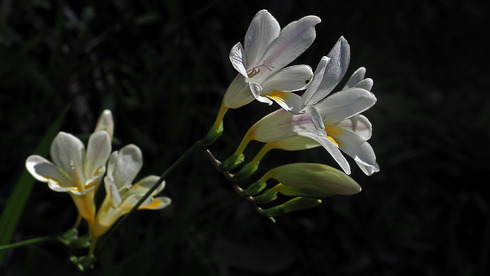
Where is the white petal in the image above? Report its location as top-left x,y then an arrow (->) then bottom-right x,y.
46,179 -> 81,193
140,196 -> 172,210
255,15 -> 320,81
26,155 -> 70,184
303,105 -> 324,130
302,56 -> 329,106
355,155 -> 380,176
85,131 -> 111,178
343,67 -> 366,89
50,132 -> 85,183
131,175 -> 165,196
111,144 -> 143,188
249,82 -> 273,105
335,115 -> 372,140
104,176 -> 122,207
316,88 -> 377,123
120,193 -> 152,212
272,136 -> 320,151
222,74 -> 256,109
106,150 -> 118,179
94,109 -> 114,140
251,109 -> 324,143
298,131 -> 351,174
229,42 -> 249,77
327,126 -> 378,175
244,10 -> 280,69
265,91 -> 304,114
315,37 -> 350,97
261,65 -> 313,93
353,78 -> 373,91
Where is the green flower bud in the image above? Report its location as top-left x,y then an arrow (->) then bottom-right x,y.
267,163 -> 361,197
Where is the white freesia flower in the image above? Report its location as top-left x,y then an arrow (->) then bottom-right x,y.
235,37 -> 379,175
26,130 -> 111,226
223,9 -> 320,113
92,144 -> 171,239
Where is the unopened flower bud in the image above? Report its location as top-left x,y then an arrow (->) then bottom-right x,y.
266,163 -> 361,197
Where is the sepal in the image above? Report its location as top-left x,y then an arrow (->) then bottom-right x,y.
201,120 -> 224,146
258,197 -> 322,218
243,181 -> 266,196
233,161 -> 259,182
221,153 -> 245,171
251,189 -> 277,204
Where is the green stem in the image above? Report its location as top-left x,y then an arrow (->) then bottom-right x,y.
0,236 -> 57,251
95,141 -> 203,254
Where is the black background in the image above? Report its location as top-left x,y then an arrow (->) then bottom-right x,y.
1,0 -> 488,275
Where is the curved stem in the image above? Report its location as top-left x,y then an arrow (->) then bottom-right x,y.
0,236 -> 57,251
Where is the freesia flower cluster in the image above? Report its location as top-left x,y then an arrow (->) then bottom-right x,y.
208,9 -> 379,217
21,9 -> 379,270
25,110 -> 171,256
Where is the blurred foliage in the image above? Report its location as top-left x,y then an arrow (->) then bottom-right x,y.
0,0 -> 488,275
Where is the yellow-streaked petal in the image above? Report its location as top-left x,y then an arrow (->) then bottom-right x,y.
138,197 -> 171,210
265,90 -> 304,114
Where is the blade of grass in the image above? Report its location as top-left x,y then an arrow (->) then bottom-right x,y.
0,105 -> 70,265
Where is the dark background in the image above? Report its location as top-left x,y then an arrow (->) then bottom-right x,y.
1,0 -> 488,275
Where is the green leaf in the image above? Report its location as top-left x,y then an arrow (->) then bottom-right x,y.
0,105 -> 69,266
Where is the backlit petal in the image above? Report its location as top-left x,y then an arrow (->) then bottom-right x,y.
261,65 -> 313,93
271,136 -> 320,151
335,115 -> 372,140
244,10 -> 280,69
229,42 -> 248,77
353,78 -> 373,91
302,56 -> 329,106
316,88 -> 377,123
343,67 -> 366,89
265,91 -> 304,114
249,82 -> 273,105
251,109 -> 324,143
315,37 -> 350,97
223,74 -> 256,109
326,125 -> 379,175
255,15 -> 320,81
297,131 -> 351,174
